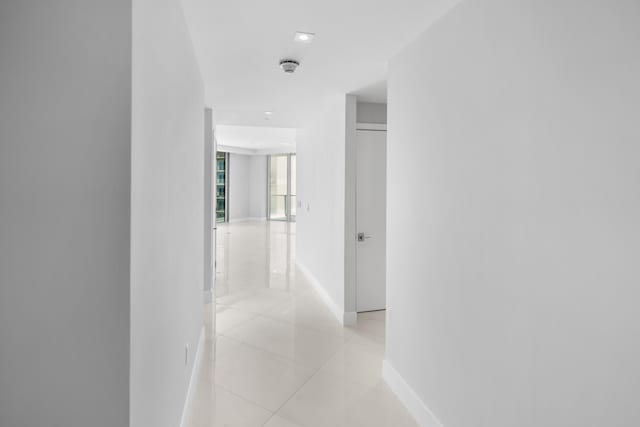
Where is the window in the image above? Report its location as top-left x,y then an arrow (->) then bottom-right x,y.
216,152 -> 227,222
268,153 -> 296,221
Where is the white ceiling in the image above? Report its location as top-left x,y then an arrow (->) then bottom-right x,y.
216,125 -> 296,154
183,0 -> 459,146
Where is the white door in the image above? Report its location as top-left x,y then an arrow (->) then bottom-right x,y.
356,129 -> 387,312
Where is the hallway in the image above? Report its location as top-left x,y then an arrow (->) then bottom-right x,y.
186,221 -> 418,427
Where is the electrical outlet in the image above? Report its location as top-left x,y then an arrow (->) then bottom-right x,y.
185,344 -> 190,366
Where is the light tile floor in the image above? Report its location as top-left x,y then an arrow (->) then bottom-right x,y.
186,220 -> 418,427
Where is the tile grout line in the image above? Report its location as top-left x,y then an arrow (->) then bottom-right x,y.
213,333 -> 316,372
214,382 -> 276,415
220,301 -> 352,339
258,331 -> 359,427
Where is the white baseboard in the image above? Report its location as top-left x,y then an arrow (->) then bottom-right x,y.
382,360 -> 443,427
180,326 -> 205,427
343,311 -> 358,326
296,261 -> 356,326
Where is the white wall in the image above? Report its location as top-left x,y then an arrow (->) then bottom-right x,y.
297,95 -> 348,318
227,153 -> 267,221
0,2 -> 131,426
356,102 -> 387,124
344,96 -> 358,316
249,155 -> 268,219
131,1 -> 205,427
228,153 -> 251,220
386,1 -> 640,427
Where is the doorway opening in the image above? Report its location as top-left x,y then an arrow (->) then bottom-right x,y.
268,153 -> 296,222
355,123 -> 387,313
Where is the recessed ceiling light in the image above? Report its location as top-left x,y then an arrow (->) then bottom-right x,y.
294,31 -> 315,43
264,111 -> 273,115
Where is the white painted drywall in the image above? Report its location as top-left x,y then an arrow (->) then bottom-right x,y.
297,95 -> 348,314
228,153 -> 251,220
227,153 -> 268,221
0,2 -> 131,426
356,102 -> 387,124
344,96 -> 358,314
131,1 -> 205,427
386,1 -> 640,426
249,155 -> 268,219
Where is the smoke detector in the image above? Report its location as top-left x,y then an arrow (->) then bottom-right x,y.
279,59 -> 300,74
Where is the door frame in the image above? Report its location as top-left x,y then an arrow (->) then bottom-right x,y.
356,123 -> 387,131
204,108 -> 215,304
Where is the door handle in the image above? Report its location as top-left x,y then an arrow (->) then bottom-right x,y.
357,232 -> 372,242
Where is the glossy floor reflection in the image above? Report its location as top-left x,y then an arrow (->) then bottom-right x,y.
186,220 -> 418,427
